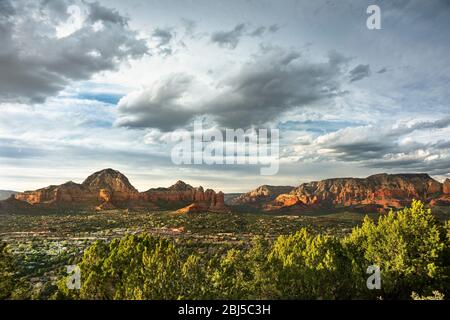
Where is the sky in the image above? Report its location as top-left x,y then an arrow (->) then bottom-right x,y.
0,0 -> 449,192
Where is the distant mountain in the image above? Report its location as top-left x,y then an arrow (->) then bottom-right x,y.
4,169 -> 227,214
0,190 -> 18,201
0,196 -> 33,215
265,174 -> 450,213
224,193 -> 243,205
230,185 -> 294,207
3,170 -> 450,215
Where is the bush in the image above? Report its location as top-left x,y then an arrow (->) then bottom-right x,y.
344,200 -> 448,299
55,201 -> 449,300
0,242 -> 14,299
57,235 -> 207,299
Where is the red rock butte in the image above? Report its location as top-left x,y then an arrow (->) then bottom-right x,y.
233,173 -> 450,213
3,171 -> 449,215
11,168 -> 228,213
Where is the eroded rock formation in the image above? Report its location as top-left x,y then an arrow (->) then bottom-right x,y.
231,185 -> 294,207
444,179 -> 450,194
266,173 -> 445,212
7,169 -> 228,213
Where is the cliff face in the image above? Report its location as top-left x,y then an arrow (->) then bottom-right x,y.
429,179 -> 450,206
14,169 -> 139,206
5,170 -> 449,214
144,181 -> 226,213
267,173 -> 446,212
9,169 -> 227,213
82,168 -> 140,202
15,181 -> 95,205
231,185 -> 294,206
444,179 -> 450,194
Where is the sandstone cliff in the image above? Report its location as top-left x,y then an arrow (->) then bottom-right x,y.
4,170 -> 449,214
82,168 -> 141,203
6,169 -> 228,213
231,185 -> 294,207
144,181 -> 227,213
15,181 -> 95,205
444,179 -> 450,194
429,178 -> 450,206
267,173 -> 445,212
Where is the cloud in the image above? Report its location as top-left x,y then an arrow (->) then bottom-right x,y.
387,116 -> 450,136
115,74 -> 199,130
210,23 -> 247,49
116,47 -> 350,130
349,64 -> 371,82
180,18 -> 197,37
151,27 -> 175,56
211,23 -> 281,48
207,48 -> 347,128
0,0 -> 148,104
152,27 -> 173,47
311,118 -> 450,174
87,1 -> 128,25
249,26 -> 266,37
248,24 -> 280,37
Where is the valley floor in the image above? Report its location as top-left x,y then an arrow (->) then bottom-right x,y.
1,207 -> 449,299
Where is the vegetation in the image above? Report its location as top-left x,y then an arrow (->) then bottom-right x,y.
0,242 -> 14,299
46,201 -> 449,300
0,201 -> 448,299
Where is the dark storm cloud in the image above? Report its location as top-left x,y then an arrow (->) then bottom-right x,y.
349,64 -> 371,82
116,47 -> 349,130
208,49 -> 347,128
210,23 -> 247,49
115,73 -> 197,131
0,0 -> 148,104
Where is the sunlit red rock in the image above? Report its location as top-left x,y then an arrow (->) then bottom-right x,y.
267,173 -> 448,212
9,169 -> 229,213
231,185 -> 294,207
444,179 -> 450,194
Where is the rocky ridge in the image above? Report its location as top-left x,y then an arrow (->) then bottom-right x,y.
231,185 -> 294,207
266,173 -> 448,212
9,169 -> 227,213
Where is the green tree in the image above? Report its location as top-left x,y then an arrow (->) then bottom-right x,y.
0,242 -> 14,299
344,200 -> 447,299
54,201 -> 449,300
57,234 -> 206,300
267,228 -> 355,299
